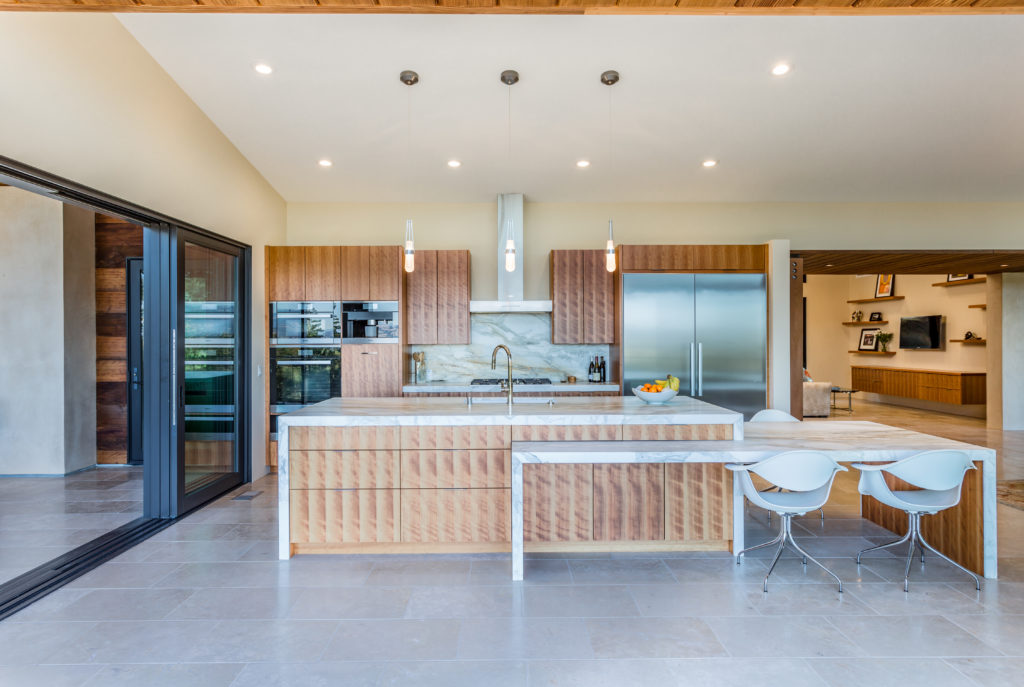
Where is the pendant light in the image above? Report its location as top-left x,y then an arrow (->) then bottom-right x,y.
501,69 -> 519,273
601,70 -> 620,273
400,69 -> 419,273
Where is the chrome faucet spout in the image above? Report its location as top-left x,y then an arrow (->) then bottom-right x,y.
491,345 -> 513,409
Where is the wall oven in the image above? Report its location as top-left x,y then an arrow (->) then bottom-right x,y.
270,301 -> 341,344
342,301 -> 399,343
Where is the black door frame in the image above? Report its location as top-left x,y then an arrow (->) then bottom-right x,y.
127,257 -> 144,466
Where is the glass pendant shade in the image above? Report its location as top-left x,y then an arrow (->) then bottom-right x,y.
503,218 -> 516,272
605,220 -> 616,273
404,219 -> 415,273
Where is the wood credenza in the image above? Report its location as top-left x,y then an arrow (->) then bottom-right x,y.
287,422 -> 734,554
850,366 -> 986,405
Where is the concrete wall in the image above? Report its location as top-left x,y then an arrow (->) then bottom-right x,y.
62,205 -> 97,474
0,14 -> 288,479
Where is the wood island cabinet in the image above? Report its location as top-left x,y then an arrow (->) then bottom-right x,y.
550,249 -> 614,344
405,249 -> 471,345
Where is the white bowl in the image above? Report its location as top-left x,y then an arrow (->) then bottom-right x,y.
632,387 -> 679,404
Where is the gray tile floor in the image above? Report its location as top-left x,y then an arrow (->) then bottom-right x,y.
0,466 -> 143,585
2,473 -> 1023,687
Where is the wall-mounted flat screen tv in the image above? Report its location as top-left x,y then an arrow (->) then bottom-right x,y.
899,315 -> 944,350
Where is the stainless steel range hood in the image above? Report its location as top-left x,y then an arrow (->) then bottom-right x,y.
468,193 -> 553,314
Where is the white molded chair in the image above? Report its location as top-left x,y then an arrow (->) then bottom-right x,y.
749,410 -> 825,524
853,450 -> 980,592
728,451 -> 848,593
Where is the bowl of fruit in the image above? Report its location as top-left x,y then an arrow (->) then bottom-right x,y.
632,376 -> 680,404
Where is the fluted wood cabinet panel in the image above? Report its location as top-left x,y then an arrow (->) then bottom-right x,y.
551,250 -> 584,344
341,344 -> 402,397
436,250 -> 471,344
593,464 -> 665,541
304,246 -> 342,301
401,489 -> 510,543
851,366 -> 986,405
289,425 -> 398,451
861,461 -> 983,574
369,245 -> 401,301
523,465 -> 593,542
512,425 -> 622,441
620,244 -> 766,272
401,425 -> 510,450
290,450 -> 399,489
665,464 -> 732,541
290,489 -> 400,544
340,246 -> 370,301
267,246 -> 306,301
401,449 -> 509,488
268,440 -> 278,468
622,424 -> 733,441
405,249 -> 438,344
583,249 -> 615,343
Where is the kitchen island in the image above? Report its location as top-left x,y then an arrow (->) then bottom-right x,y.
277,396 -> 743,559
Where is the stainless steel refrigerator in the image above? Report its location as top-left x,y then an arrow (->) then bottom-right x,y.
622,273 -> 768,419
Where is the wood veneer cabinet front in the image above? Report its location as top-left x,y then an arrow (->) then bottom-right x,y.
405,249 -> 470,345
341,246 -> 401,301
341,344 -> 402,397
550,249 -> 614,344
304,246 -> 342,301
266,246 -> 342,301
620,244 -> 767,272
851,366 -> 986,405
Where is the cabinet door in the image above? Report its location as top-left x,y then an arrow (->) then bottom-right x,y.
405,250 -> 438,344
304,246 -> 342,301
266,246 -> 305,301
437,250 -> 470,344
583,249 -> 614,343
342,344 -> 402,397
550,250 -> 584,344
369,246 -> 401,301
340,246 -> 369,301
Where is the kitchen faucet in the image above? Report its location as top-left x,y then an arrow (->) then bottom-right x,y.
491,344 -> 513,410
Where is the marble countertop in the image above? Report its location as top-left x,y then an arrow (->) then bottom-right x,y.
401,382 -> 620,393
277,395 -> 743,428
511,421 -> 995,464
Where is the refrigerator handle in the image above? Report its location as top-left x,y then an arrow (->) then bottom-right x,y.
697,342 -> 704,397
689,342 -> 696,396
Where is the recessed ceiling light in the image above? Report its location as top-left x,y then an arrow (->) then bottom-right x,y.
318,159 -> 332,168
771,63 -> 791,77
702,159 -> 718,168
447,160 -> 461,168
576,160 -> 591,168
253,63 -> 273,75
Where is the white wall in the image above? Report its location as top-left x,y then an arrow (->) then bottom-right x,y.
1003,273 -> 1024,429
0,13 -> 287,479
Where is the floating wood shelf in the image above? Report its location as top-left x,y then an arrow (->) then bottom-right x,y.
842,321 -> 888,326
968,304 -> 987,310
846,296 -> 906,304
849,350 -> 897,356
950,339 -> 987,345
932,277 -> 987,287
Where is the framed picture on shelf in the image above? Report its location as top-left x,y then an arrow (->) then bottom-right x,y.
869,312 -> 883,321
947,274 -> 974,282
875,274 -> 895,298
859,328 -> 881,351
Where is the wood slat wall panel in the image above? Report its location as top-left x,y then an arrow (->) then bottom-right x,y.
96,360 -> 127,383
550,250 -> 585,344
95,267 -> 126,292
582,249 -> 615,343
97,450 -> 128,464
436,250 -> 471,344
401,449 -> 509,488
593,464 -> 665,541
95,291 -> 126,314
400,425 -> 510,449
96,336 -> 127,360
512,425 -> 622,441
369,245 -> 401,301
341,246 -> 370,301
665,464 -> 732,540
524,465 -> 593,542
290,425 -> 399,450
290,489 -> 401,543
304,246 -> 342,301
861,461 -> 983,574
400,489 -> 510,543
621,424 -> 733,440
266,246 -> 306,301
405,249 -> 438,344
290,450 -> 400,489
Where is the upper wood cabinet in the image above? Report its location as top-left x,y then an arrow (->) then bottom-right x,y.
405,249 -> 471,345
341,246 -> 401,301
266,246 -> 342,301
550,249 -> 614,344
620,245 -> 767,272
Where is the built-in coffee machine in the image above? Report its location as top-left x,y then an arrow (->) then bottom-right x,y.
342,301 -> 399,343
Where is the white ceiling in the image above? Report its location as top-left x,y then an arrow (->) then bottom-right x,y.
118,14 -> 1024,204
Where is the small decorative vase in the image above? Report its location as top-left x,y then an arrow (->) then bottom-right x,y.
880,343 -> 889,352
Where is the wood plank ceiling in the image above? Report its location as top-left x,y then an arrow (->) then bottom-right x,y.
2,1 -> 1023,14
796,250 -> 1024,275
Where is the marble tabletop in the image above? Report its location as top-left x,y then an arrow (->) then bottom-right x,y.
402,382 -> 620,394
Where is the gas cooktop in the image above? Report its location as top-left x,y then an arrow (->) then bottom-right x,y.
470,378 -> 552,385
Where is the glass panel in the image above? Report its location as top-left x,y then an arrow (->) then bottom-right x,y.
183,241 -> 237,495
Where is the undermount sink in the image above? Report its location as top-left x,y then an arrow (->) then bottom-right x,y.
470,397 -> 555,405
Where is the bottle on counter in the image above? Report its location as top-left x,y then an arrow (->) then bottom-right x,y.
599,356 -> 607,383
588,358 -> 596,383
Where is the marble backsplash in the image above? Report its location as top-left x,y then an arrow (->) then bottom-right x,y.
409,313 -> 611,383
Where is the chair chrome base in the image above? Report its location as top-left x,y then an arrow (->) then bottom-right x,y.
738,512 -> 843,593
856,512 -> 981,593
